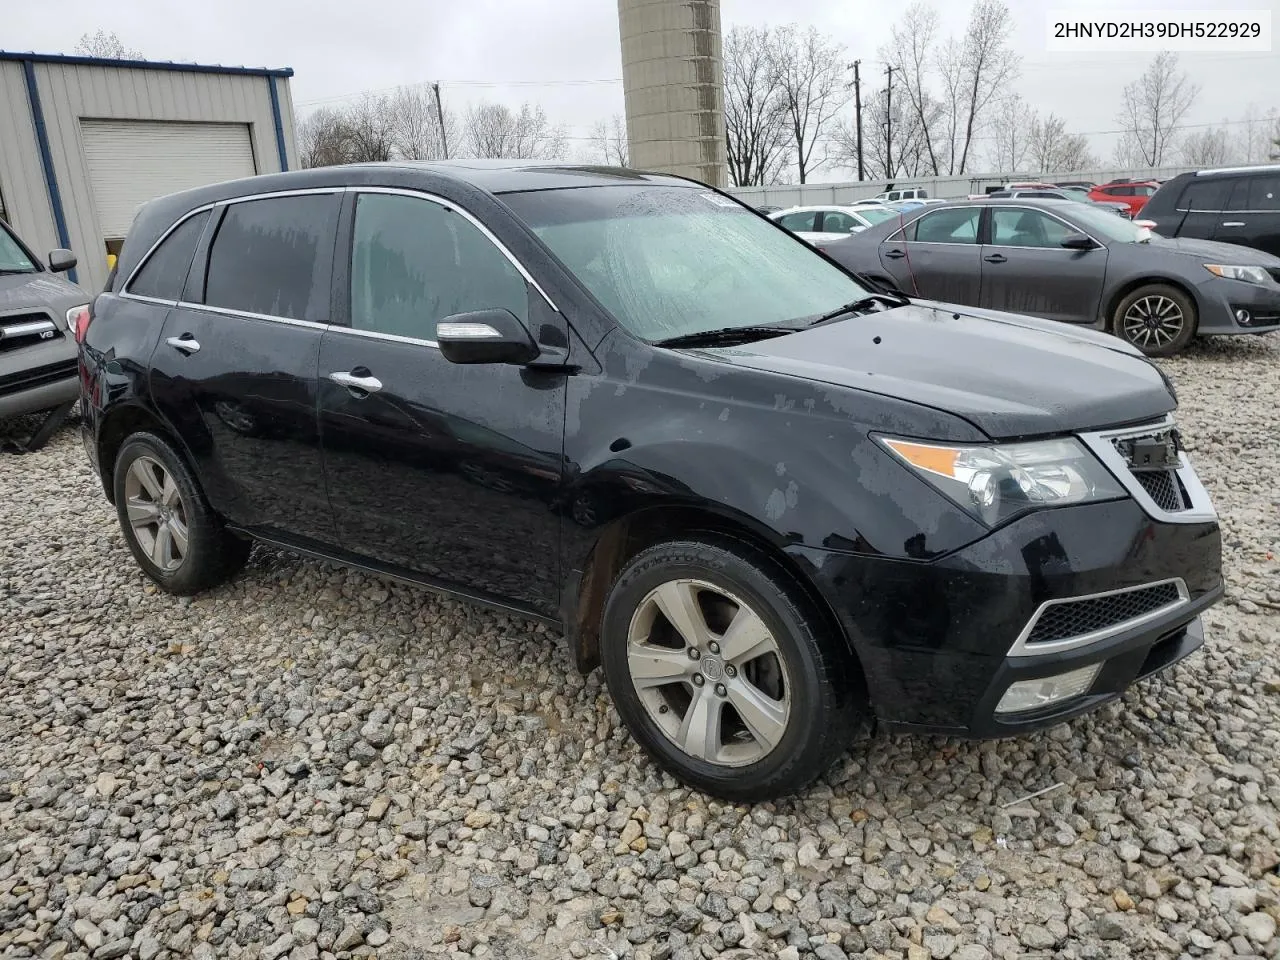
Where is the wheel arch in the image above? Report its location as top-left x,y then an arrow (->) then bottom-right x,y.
564,501 -> 868,704
1103,275 -> 1201,333
96,403 -> 180,504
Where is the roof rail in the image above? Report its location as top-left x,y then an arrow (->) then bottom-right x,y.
1195,163 -> 1280,177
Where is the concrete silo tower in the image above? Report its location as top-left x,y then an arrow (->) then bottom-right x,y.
617,0 -> 728,187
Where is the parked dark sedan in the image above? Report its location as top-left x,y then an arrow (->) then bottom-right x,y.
80,163 -> 1220,801
820,197 -> 1280,355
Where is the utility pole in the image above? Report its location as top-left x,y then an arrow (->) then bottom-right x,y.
884,64 -> 895,178
432,82 -> 450,159
851,60 -> 865,181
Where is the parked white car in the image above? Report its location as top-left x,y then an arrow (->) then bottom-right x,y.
769,204 -> 905,245
870,187 -> 930,202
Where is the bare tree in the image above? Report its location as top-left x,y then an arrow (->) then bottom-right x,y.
952,0 -> 1020,174
389,85 -> 457,161
341,94 -> 396,163
883,2 -> 943,175
465,102 -> 566,160
844,85 -> 934,179
74,30 -> 142,59
1239,104 -> 1280,163
985,94 -> 1032,172
723,26 -> 792,186
588,114 -> 629,166
1026,114 -> 1097,172
299,108 -> 356,168
769,25 -> 849,184
1114,52 -> 1199,167
1180,126 -> 1233,166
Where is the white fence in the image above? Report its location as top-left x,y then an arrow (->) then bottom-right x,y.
726,164 -> 1212,207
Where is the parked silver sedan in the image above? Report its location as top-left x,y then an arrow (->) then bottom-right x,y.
819,197 -> 1280,356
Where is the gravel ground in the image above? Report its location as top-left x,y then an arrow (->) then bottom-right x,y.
2,337 -> 1278,960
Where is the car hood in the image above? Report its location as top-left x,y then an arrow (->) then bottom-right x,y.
1148,235 -> 1280,266
0,272 -> 90,327
689,302 -> 1173,439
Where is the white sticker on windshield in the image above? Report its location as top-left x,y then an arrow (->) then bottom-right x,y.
701,192 -> 739,208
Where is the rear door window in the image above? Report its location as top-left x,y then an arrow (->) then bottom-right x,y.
1176,179 -> 1230,212
127,211 -> 210,300
820,211 -> 862,233
777,211 -> 818,232
203,194 -> 340,321
913,207 -> 980,244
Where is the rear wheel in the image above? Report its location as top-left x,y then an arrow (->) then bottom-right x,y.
1112,283 -> 1196,356
113,432 -> 250,595
600,538 -> 861,802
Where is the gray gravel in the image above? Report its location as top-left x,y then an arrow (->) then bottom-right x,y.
2,335 -> 1279,960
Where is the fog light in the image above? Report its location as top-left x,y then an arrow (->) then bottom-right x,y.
1235,309 -> 1251,324
995,664 -> 1101,714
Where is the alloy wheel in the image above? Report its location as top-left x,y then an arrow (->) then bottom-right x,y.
1122,295 -> 1184,349
625,578 -> 791,767
123,456 -> 189,573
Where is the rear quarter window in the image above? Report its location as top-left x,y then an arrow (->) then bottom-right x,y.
126,211 -> 210,300
1246,175 -> 1280,211
1174,178 -> 1229,212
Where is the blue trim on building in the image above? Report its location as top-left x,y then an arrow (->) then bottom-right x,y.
0,50 -> 293,78
21,60 -> 77,284
268,77 -> 289,172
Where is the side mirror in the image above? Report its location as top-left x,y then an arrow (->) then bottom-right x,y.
47,249 -> 77,272
1060,233 -> 1096,250
437,309 -> 540,366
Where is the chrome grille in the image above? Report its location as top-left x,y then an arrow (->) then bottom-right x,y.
1024,581 -> 1184,647
0,312 -> 57,355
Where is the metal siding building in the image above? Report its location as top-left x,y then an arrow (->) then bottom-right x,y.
0,52 -> 296,293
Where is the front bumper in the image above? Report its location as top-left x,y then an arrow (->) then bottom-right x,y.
789,495 -> 1222,736
0,334 -> 79,420
1196,277 -> 1280,335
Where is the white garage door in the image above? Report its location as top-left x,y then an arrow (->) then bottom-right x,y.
81,120 -> 256,239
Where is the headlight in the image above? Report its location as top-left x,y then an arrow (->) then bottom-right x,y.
1204,264 -> 1270,284
880,436 -> 1127,527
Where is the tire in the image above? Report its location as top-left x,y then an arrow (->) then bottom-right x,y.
112,431 -> 251,595
1112,283 -> 1197,357
600,538 -> 862,802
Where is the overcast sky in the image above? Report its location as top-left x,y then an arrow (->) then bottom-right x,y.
7,0 -> 1279,181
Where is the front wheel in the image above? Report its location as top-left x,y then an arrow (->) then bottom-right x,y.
1112,283 -> 1197,356
600,539 -> 861,802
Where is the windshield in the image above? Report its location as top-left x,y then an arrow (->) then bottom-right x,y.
1062,204 -> 1156,242
502,186 -> 869,341
0,224 -> 37,273
852,206 -> 900,225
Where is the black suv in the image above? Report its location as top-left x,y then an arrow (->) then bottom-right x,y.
1145,165 -> 1280,258
79,162 -> 1222,801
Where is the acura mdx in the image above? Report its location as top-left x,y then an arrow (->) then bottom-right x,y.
78,162 -> 1222,801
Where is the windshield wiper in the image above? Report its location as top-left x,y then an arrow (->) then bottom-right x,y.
807,291 -> 910,326
0,268 -> 36,276
652,326 -> 801,348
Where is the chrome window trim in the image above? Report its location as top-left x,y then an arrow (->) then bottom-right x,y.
1007,577 -> 1190,658
984,205 -> 1103,250
174,301 -> 329,330
1077,414 -> 1218,525
349,185 -> 557,312
327,325 -> 439,349
118,293 -> 180,307
120,202 -> 217,297
220,187 -> 347,205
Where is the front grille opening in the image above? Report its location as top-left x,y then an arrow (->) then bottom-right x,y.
0,312 -> 56,355
1026,582 -> 1183,645
1134,470 -> 1185,512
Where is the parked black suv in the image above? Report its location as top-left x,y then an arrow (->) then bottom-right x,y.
79,162 -> 1222,801
1145,164 -> 1280,258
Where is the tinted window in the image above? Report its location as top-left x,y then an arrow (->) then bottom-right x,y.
127,211 -> 209,300
1246,175 -> 1280,211
991,208 -> 1074,248
777,211 -> 818,231
350,193 -> 527,340
913,207 -> 980,243
204,194 -> 337,321
1134,185 -> 1157,196
503,185 -> 869,342
1176,178 -> 1230,211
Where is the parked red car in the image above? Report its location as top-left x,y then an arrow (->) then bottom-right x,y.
1089,181 -> 1160,216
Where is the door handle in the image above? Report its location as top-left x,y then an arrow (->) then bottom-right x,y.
1221,221 -> 1245,227
166,335 -> 200,354
884,248 -> 906,259
983,254 -> 1008,263
329,370 -> 383,394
